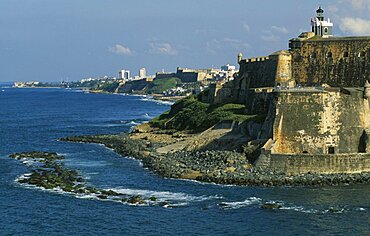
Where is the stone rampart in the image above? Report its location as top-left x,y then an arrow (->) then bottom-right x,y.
272,88 -> 370,155
258,152 -> 370,175
289,36 -> 370,87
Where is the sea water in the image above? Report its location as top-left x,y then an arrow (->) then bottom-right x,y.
0,86 -> 369,235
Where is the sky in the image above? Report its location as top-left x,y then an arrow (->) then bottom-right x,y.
1,0 -> 370,82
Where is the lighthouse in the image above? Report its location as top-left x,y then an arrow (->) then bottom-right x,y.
311,7 -> 333,38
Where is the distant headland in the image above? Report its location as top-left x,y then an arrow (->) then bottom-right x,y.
13,64 -> 237,102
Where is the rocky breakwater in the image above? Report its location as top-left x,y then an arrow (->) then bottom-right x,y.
10,151 -> 165,206
60,134 -> 158,167
149,150 -> 370,186
59,133 -> 370,186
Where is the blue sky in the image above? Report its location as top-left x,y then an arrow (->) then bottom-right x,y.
1,0 -> 370,82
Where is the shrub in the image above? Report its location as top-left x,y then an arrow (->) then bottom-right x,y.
149,96 -> 265,133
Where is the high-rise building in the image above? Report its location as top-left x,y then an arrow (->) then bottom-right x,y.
119,69 -> 131,80
139,68 -> 146,78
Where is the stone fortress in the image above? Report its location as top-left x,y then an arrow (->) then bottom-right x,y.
207,7 -> 370,175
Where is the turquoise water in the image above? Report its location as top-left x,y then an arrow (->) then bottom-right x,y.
0,87 -> 369,235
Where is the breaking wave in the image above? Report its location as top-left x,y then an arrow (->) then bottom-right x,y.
218,197 -> 262,209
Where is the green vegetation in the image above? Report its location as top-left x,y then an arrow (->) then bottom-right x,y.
150,95 -> 265,133
146,77 -> 181,94
97,82 -> 120,93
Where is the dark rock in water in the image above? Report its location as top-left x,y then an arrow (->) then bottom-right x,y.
9,151 -> 162,207
85,187 -> 99,194
158,201 -> 169,207
100,190 -> 121,196
127,195 -> 145,204
97,195 -> 108,200
328,207 -> 345,213
148,196 -> 157,201
74,188 -> 86,194
9,151 -> 63,161
120,198 -> 128,203
261,202 -> 282,210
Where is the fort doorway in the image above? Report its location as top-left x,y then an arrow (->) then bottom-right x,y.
328,146 -> 335,154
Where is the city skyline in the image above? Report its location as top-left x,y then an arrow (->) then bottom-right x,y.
1,0 -> 370,82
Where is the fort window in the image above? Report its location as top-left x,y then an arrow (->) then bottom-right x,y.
310,52 -> 317,60
343,51 -> 349,58
327,52 -> 333,63
328,147 -> 335,154
359,51 -> 365,57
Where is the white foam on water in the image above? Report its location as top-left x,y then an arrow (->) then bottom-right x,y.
219,197 -> 262,210
322,207 -> 347,214
280,206 -> 319,214
68,160 -> 110,167
140,97 -> 175,106
128,121 -> 141,126
20,158 -> 41,166
75,194 -> 99,200
15,173 -> 32,182
109,187 -> 220,203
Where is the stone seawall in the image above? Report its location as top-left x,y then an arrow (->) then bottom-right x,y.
257,152 -> 370,175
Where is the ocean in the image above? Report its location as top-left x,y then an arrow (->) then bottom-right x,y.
0,86 -> 369,235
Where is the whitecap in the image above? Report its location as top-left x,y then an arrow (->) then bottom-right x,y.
218,197 -> 262,210
66,160 -> 110,167
128,121 -> 141,126
108,187 -> 221,203
140,97 -> 175,105
280,206 -> 319,214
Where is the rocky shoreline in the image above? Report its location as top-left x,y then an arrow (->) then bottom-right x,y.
60,134 -> 370,187
9,151 -> 171,206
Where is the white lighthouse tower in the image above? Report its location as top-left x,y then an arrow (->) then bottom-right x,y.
311,7 -> 333,38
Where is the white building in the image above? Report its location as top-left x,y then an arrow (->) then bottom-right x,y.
310,6 -> 333,38
221,64 -> 236,71
139,68 -> 146,78
119,70 -> 131,80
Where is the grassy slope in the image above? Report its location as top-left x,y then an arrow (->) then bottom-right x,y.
150,95 -> 265,133
146,77 -> 181,94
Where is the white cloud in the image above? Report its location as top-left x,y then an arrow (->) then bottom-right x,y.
109,44 -> 133,55
149,42 -> 177,55
340,17 -> 370,35
261,34 -> 280,42
271,26 -> 289,34
260,25 -> 287,42
243,22 -> 250,32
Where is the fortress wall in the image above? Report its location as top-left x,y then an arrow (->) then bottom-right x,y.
207,81 -> 235,104
262,153 -> 370,175
272,89 -> 368,155
290,38 -> 370,87
237,57 -> 276,89
234,59 -> 276,104
233,52 -> 292,104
